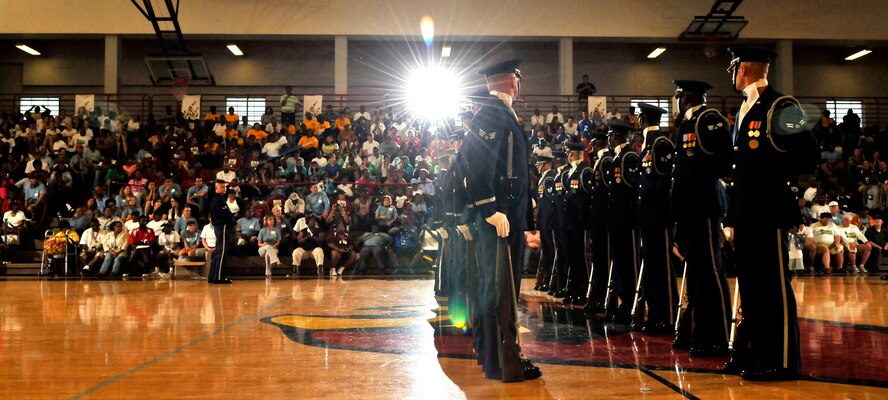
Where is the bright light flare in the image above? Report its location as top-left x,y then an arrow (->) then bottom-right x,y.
227,44 -> 244,56
845,49 -> 871,61
420,16 -> 434,46
405,66 -> 461,120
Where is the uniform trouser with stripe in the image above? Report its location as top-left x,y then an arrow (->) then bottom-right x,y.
447,231 -> 469,328
564,226 -> 589,299
677,217 -> 732,347
610,227 -> 639,313
534,217 -> 555,288
589,225 -> 609,305
734,224 -> 801,373
471,213 -> 524,375
209,225 -> 234,283
639,224 -> 678,325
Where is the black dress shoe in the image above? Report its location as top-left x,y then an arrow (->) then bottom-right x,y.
722,359 -> 746,375
486,361 -> 543,382
552,290 -> 567,298
672,337 -> 692,350
571,296 -> 586,306
561,295 -> 575,304
741,366 -> 799,381
642,322 -> 672,335
584,302 -> 605,313
881,275 -> 888,280
689,344 -> 730,357
537,284 -> 550,292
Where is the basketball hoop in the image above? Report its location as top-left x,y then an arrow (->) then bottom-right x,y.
172,77 -> 189,101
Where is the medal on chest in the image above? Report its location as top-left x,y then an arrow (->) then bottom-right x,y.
748,121 -> 762,150
570,179 -> 579,191
682,133 -> 697,156
614,166 -> 622,184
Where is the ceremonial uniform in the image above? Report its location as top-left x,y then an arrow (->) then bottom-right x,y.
670,80 -> 734,355
548,163 -> 569,297
208,185 -> 237,284
605,122 -> 641,321
585,141 -> 610,311
561,141 -> 594,305
725,47 -> 818,380
533,157 -> 557,291
461,59 -> 538,382
636,105 -> 678,333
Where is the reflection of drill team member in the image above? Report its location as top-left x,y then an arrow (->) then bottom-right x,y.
560,141 -> 593,305
548,155 -> 569,297
724,46 -> 818,381
670,80 -> 733,356
208,180 -> 236,284
604,121 -> 640,323
635,103 -> 677,334
462,58 -> 540,382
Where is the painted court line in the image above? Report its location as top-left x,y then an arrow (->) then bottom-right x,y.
67,297 -> 292,400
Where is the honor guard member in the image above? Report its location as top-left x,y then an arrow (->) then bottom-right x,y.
462,58 -> 541,382
548,151 -> 570,297
533,155 -> 557,291
634,103 -> 677,334
604,121 -> 641,323
670,80 -> 734,356
560,141 -> 594,305
208,181 -> 236,284
584,132 -> 610,312
724,46 -> 818,381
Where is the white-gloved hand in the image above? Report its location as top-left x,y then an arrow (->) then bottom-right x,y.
436,227 -> 449,239
456,224 -> 473,241
485,212 -> 510,238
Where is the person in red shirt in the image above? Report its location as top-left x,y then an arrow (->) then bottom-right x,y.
129,215 -> 157,277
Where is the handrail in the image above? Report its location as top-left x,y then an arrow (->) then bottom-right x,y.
1,92 -> 885,128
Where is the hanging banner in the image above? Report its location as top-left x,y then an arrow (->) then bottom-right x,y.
587,96 -> 607,117
181,95 -> 202,120
75,95 -> 95,113
304,95 -> 323,117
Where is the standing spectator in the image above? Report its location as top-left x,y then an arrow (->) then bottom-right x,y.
280,86 -> 301,125
375,195 -> 398,230
575,74 -> 596,102
258,215 -> 282,276
843,109 -> 861,133
224,107 -> 240,125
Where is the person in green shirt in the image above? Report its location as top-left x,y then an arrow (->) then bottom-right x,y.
280,86 -> 301,125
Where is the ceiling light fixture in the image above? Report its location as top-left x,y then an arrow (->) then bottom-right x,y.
16,44 -> 41,56
845,49 -> 871,61
647,47 -> 666,59
226,44 -> 244,56
441,46 -> 451,58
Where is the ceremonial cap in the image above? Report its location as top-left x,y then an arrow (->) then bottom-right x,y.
607,121 -> 633,135
673,80 -> 713,93
728,46 -> 777,69
638,103 -> 666,123
477,58 -> 523,78
564,141 -> 586,152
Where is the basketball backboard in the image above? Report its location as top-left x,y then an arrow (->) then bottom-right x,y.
145,56 -> 213,85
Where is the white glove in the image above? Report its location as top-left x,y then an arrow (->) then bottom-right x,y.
436,227 -> 449,240
485,212 -> 510,238
456,224 -> 473,241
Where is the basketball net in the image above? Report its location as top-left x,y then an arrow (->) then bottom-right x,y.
172,77 -> 189,102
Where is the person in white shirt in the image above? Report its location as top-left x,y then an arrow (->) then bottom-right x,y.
810,212 -> 843,273
155,223 -> 181,278
98,221 -> 129,276
563,116 -> 578,137
606,107 -> 622,122
840,214 -> 871,273
362,135 -> 380,157
3,202 -> 27,231
262,133 -> 288,158
545,105 -> 563,124
530,109 -> 545,129
200,219 -> 217,273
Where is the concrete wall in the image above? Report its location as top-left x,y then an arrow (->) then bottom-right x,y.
1,38 -> 887,100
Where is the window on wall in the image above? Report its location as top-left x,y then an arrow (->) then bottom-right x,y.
225,97 -> 266,125
630,99 -> 671,127
19,97 -> 60,116
825,100 -> 863,124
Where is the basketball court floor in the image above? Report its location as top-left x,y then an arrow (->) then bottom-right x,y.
0,275 -> 885,399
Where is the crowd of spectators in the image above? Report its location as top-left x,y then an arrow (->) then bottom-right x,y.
0,89 -> 885,278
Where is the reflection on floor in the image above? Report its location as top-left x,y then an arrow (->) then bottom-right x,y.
0,275 -> 885,399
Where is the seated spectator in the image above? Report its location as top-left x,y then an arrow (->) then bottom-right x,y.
224,107 -> 240,125
179,220 -> 203,259
247,123 -> 268,142
389,214 -> 421,274
200,217 -> 217,273
297,130 -> 320,160
128,215 -> 156,277
284,191 -> 305,221
321,135 -> 340,157
327,220 -> 356,276
3,202 -> 27,237
375,195 -> 398,230
352,190 -> 374,231
840,214 -> 871,273
237,208 -> 261,250
810,212 -> 843,273
146,211 -> 166,232
79,218 -> 106,275
257,215 -> 282,276
262,132 -> 288,158
98,221 -> 128,277
156,222 -> 180,277
355,224 -> 394,274
291,215 -> 325,275
305,183 -> 330,222
186,177 -> 209,215
16,173 -> 46,218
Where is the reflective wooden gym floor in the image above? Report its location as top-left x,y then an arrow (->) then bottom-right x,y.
1,275 -> 886,399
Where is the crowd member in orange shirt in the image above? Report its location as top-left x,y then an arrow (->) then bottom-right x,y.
334,112 -> 351,136
298,131 -> 320,160
247,123 -> 269,142
224,107 -> 240,125
204,105 -> 221,124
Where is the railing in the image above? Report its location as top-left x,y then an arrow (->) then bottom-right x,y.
0,92 -> 884,129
